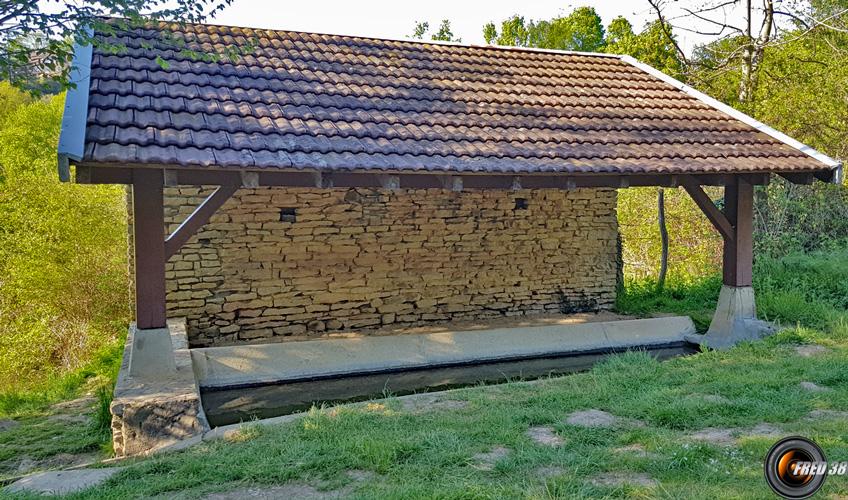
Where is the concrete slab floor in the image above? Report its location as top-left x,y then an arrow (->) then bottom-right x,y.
193,316 -> 696,388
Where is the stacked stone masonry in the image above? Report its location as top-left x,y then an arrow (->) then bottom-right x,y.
150,187 -> 619,347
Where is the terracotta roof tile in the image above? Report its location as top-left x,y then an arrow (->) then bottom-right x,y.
80,19 -> 834,175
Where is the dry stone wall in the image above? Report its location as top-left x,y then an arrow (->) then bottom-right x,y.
154,187 -> 619,347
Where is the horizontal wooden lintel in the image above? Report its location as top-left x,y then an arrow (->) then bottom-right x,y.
76,166 -> 773,189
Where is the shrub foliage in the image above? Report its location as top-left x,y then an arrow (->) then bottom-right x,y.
0,83 -> 129,390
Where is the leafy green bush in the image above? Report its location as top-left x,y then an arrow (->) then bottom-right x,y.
619,180 -> 848,285
755,179 -> 848,257
754,247 -> 848,330
618,247 -> 848,334
0,86 -> 129,392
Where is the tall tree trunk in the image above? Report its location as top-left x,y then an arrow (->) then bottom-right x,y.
657,188 -> 669,291
740,0 -> 755,103
739,0 -> 774,105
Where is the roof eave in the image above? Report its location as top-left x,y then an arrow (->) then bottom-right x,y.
619,55 -> 842,184
57,29 -> 93,182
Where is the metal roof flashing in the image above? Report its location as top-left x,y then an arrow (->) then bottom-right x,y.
57,32 -> 93,182
618,55 -> 842,183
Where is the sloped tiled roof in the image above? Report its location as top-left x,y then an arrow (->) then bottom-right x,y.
73,19 -> 838,176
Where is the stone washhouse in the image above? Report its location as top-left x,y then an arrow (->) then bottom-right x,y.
57,19 -> 841,455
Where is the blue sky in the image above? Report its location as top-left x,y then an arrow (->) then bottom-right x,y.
213,0 -> 720,53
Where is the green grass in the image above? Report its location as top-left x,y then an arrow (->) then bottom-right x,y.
3,249 -> 848,498
617,247 -> 848,333
616,274 -> 723,330
0,413 -> 109,481
0,339 -> 122,482
31,333 -> 843,499
0,336 -> 124,418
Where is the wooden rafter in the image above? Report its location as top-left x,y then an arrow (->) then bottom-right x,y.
778,172 -> 814,184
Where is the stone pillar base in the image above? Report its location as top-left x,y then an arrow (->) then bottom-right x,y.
686,285 -> 775,350
111,319 -> 209,457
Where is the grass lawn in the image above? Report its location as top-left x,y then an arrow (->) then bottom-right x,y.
41,330 -> 848,499
2,249 -> 848,498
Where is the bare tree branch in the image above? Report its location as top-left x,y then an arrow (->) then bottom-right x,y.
647,0 -> 691,67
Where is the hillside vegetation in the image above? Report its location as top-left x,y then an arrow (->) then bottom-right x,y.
0,82 -> 129,402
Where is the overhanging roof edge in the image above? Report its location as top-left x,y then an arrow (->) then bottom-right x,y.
57,28 -> 94,182
619,54 -> 842,182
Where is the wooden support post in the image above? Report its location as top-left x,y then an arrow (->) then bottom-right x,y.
682,175 -> 768,349
723,176 -> 754,287
680,176 -> 735,242
681,175 -> 753,286
132,169 -> 167,329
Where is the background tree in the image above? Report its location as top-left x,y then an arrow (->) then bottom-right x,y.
411,19 -> 461,42
652,1 -> 848,258
647,0 -> 848,107
483,15 -> 529,46
483,7 -> 605,51
606,18 -> 684,76
0,0 -> 235,93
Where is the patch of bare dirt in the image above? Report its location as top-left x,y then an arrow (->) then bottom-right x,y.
526,426 -> 564,447
795,345 -> 829,357
688,428 -> 737,446
14,452 -> 100,476
535,466 -> 565,479
471,446 -> 511,471
698,394 -> 731,404
565,409 -> 642,428
44,395 -> 94,426
746,423 -> 782,438
689,423 -> 783,446
566,409 -> 619,428
49,396 -> 94,412
345,469 -> 375,482
0,420 -> 18,433
806,409 -> 848,421
46,413 -> 91,425
800,381 -> 831,393
204,483 -> 351,500
590,472 -> 657,488
14,457 -> 37,474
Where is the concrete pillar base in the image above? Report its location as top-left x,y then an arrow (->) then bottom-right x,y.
112,319 -> 209,457
685,285 -> 775,350
128,326 -> 177,378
